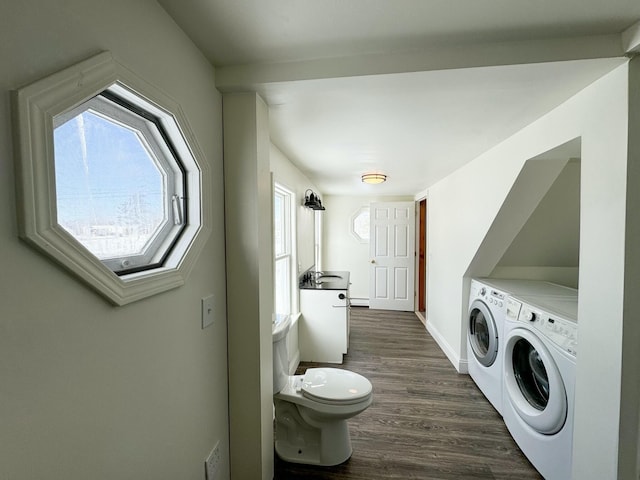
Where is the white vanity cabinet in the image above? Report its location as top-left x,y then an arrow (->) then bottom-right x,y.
299,273 -> 350,364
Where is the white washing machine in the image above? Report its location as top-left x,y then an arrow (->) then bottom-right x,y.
467,279 -> 509,414
502,294 -> 578,480
467,278 -> 577,416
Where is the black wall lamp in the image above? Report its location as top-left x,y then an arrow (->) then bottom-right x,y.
304,189 -> 326,210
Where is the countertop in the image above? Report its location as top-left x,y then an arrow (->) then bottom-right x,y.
299,270 -> 350,290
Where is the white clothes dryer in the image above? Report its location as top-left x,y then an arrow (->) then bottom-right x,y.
502,294 -> 578,480
467,278 -> 577,415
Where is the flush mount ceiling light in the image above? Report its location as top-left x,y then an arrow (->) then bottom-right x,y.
361,173 -> 387,185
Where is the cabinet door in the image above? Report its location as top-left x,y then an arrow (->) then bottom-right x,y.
299,290 -> 348,363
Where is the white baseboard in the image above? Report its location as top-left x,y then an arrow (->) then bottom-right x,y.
426,321 -> 468,374
349,297 -> 369,307
458,359 -> 469,374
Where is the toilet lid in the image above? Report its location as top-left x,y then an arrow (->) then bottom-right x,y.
301,368 -> 372,405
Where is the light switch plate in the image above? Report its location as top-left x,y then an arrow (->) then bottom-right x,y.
202,294 -> 215,329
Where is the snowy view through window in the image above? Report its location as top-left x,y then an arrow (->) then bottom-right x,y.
14,53 -> 205,302
54,109 -> 165,260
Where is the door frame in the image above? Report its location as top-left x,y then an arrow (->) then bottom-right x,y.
415,197 -> 427,325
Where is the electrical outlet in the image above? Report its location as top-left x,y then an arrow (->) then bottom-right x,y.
205,441 -> 220,480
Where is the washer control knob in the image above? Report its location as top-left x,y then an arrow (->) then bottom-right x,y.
524,311 -> 536,322
479,287 -> 486,296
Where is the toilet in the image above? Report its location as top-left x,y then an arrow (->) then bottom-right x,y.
272,314 -> 373,466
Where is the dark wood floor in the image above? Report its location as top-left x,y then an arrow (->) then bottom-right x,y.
274,308 -> 542,480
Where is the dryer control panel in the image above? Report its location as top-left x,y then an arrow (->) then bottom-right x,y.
518,306 -> 578,357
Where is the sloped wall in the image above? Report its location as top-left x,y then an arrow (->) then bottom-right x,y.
492,157 -> 581,287
426,63 -> 629,478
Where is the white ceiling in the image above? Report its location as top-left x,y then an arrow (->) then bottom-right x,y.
158,0 -> 640,195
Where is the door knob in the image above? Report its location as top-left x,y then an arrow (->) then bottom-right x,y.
370,259 -> 376,264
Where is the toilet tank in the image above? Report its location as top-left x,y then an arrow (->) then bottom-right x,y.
272,314 -> 291,393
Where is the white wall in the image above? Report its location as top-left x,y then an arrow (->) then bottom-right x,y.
223,93 -> 273,480
426,64 -> 631,478
270,144 -> 319,277
322,195 -> 413,304
618,56 -> 640,480
0,2 -> 229,480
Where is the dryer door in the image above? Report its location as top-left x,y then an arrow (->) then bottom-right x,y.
468,299 -> 498,367
504,327 -> 567,435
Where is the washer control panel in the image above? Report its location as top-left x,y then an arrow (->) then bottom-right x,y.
479,288 -> 505,308
489,289 -> 505,308
518,305 -> 578,356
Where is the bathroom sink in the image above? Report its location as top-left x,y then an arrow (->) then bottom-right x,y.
315,274 -> 342,284
316,274 -> 342,280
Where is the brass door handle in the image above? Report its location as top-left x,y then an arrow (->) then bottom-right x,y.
370,259 -> 376,264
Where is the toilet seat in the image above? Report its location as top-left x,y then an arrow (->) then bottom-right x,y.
301,368 -> 372,405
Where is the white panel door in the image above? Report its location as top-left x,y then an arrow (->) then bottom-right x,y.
369,202 -> 415,311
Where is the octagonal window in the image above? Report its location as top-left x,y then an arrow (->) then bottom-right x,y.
351,206 -> 370,243
13,52 -> 210,305
53,93 -> 185,274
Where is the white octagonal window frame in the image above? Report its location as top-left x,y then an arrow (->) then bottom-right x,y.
350,206 -> 370,243
13,52 -> 211,305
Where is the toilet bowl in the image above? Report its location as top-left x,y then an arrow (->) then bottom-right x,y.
272,314 -> 373,466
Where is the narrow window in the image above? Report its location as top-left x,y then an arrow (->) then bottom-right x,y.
274,184 -> 293,315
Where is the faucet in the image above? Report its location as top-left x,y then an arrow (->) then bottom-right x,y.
300,269 -> 325,286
